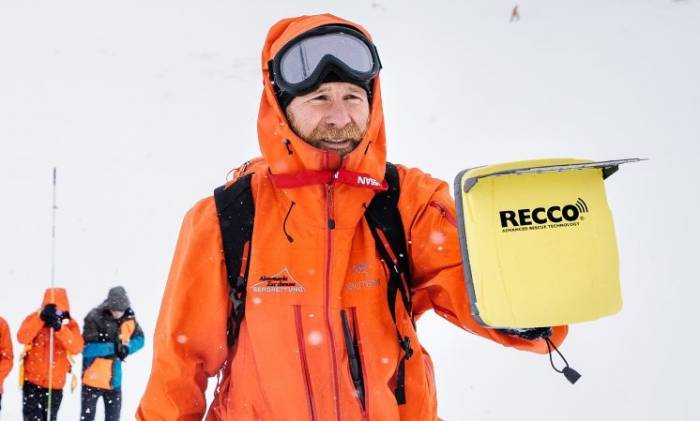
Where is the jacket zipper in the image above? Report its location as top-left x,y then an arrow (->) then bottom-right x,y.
350,307 -> 369,419
340,309 -> 366,417
325,183 -> 341,421
429,201 -> 458,227
294,305 -> 317,421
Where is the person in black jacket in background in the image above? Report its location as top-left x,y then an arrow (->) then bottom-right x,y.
80,286 -> 144,421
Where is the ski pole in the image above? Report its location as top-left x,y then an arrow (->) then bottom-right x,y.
47,167 -> 57,421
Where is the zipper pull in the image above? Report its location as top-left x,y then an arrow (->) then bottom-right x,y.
326,184 -> 335,230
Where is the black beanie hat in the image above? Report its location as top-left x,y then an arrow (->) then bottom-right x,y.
102,286 -> 131,312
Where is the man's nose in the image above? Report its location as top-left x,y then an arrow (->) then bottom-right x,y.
324,100 -> 352,128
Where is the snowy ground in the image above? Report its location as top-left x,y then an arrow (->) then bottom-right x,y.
1,0 -> 699,420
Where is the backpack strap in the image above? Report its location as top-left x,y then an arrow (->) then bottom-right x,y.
214,174 -> 255,347
365,162 -> 414,405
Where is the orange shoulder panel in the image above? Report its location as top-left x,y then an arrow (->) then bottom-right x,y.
120,320 -> 136,345
17,313 -> 43,345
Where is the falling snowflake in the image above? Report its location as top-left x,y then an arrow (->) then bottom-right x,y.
430,230 -> 445,245
307,331 -> 323,346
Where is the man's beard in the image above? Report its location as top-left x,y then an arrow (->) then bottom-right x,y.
287,113 -> 367,157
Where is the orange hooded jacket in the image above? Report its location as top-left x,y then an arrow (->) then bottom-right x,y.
137,14 -> 567,421
17,288 -> 84,389
0,316 -> 13,394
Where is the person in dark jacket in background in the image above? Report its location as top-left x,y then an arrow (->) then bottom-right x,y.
80,286 -> 144,421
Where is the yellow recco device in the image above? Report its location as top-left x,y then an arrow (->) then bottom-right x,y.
454,158 -> 641,328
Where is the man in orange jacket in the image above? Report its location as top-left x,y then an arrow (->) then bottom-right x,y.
17,288 -> 84,421
0,316 -> 13,413
138,14 -> 567,421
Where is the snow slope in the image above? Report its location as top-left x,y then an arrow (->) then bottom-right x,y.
1,0 -> 698,419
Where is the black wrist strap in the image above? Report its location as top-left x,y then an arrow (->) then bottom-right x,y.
545,337 -> 581,384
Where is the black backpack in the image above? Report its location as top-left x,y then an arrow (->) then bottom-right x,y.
213,162 -> 414,405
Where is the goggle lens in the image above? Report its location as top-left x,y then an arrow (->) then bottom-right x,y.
276,30 -> 378,88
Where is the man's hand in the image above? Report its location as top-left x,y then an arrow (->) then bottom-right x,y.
497,327 -> 552,341
115,341 -> 130,361
40,304 -> 63,331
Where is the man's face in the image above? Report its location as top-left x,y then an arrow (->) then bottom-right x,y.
110,310 -> 125,319
286,82 -> 370,157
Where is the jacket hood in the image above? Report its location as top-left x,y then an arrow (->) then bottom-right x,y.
41,288 -> 70,312
258,13 -> 387,182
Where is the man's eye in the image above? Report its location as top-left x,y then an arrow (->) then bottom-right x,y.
310,95 -> 328,101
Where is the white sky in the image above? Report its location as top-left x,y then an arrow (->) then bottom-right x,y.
1,0 -> 699,420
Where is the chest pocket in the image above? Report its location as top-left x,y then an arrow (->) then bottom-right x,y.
341,227 -> 391,308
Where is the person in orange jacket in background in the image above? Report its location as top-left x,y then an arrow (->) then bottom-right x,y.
17,288 -> 83,421
0,316 -> 13,413
138,14 -> 567,421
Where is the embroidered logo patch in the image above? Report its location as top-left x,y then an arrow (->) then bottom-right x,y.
344,279 -> 379,290
351,262 -> 369,274
251,268 -> 305,293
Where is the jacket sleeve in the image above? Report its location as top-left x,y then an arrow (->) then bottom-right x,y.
56,319 -> 84,355
16,313 -> 44,345
137,198 -> 230,421
398,167 -> 567,353
83,342 -> 115,358
0,319 -> 13,386
126,322 -> 145,355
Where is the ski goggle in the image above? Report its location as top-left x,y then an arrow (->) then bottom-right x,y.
269,25 -> 382,96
